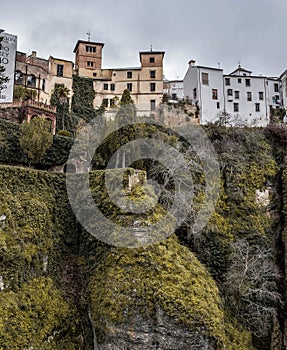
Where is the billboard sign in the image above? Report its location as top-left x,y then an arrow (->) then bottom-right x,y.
0,31 -> 17,103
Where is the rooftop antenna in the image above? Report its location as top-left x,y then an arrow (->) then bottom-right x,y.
238,60 -> 241,68
150,44 -> 153,52
218,62 -> 221,69
86,30 -> 91,42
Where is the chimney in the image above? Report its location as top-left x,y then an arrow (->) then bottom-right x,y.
189,59 -> 196,67
31,51 -> 37,58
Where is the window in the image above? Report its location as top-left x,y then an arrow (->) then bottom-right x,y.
87,61 -> 94,67
42,79 -> 46,91
202,73 -> 209,85
150,57 -> 155,63
27,74 -> 36,87
245,79 -> 251,87
247,92 -> 252,101
103,83 -> 109,90
259,92 -> 264,100
238,78 -> 242,83
57,64 -> 64,77
150,99 -> 156,111
127,83 -> 132,91
14,71 -> 23,84
110,83 -> 115,91
150,70 -> 156,78
102,99 -> 108,107
255,103 -> 260,112
86,46 -> 96,53
193,88 -> 197,99
234,103 -> 239,112
93,72 -> 97,77
225,78 -> 230,86
150,83 -> 156,91
217,102 -> 220,109
212,89 -> 218,100
127,71 -> 133,79
227,89 -> 233,96
234,91 -> 240,99
274,95 -> 280,104
274,83 -> 279,92
110,99 -> 115,107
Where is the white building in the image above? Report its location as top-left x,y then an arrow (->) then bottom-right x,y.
168,80 -> 184,100
184,60 -> 224,124
184,60 -> 284,126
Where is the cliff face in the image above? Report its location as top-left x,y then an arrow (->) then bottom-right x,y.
0,125 -> 286,349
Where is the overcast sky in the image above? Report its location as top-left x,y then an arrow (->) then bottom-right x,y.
2,0 -> 287,79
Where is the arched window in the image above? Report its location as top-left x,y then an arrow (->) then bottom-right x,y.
27,74 -> 36,87
15,70 -> 23,84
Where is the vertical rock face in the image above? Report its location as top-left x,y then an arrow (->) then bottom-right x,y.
2,126 -> 287,349
88,237 -> 253,350
96,312 -> 214,350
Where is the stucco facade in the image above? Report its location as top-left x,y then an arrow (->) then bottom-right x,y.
14,51 -> 73,105
184,61 -> 285,126
74,40 -> 165,115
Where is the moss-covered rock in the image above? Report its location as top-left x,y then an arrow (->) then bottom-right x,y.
89,236 -> 253,349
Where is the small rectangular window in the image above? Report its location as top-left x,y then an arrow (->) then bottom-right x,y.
151,99 -> 156,111
150,57 -> 155,63
238,78 -> 242,83
259,91 -> 264,100
225,78 -> 230,86
193,88 -> 197,99
110,99 -> 115,107
245,79 -> 251,87
217,102 -> 220,109
247,91 -> 252,101
150,83 -> 156,91
227,89 -> 233,96
93,72 -> 97,77
102,98 -> 108,107
212,89 -> 218,100
234,103 -> 239,112
103,83 -> 109,90
150,70 -> 156,78
202,73 -> 209,85
234,91 -> 240,99
57,64 -> 64,77
255,103 -> 260,112
274,83 -> 279,92
87,61 -> 94,67
110,83 -> 115,91
127,71 -> 133,79
86,46 -> 96,53
127,83 -> 132,91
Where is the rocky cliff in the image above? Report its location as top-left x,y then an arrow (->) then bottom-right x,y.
0,124 -> 286,349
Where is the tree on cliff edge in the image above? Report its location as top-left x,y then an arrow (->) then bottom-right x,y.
19,118 -> 53,166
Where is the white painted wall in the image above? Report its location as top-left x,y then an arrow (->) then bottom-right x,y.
169,80 -> 184,100
183,61 -> 287,126
224,75 -> 269,126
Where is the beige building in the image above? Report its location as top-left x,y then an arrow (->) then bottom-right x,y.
12,38 -> 165,119
14,51 -> 73,105
73,40 -> 165,115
